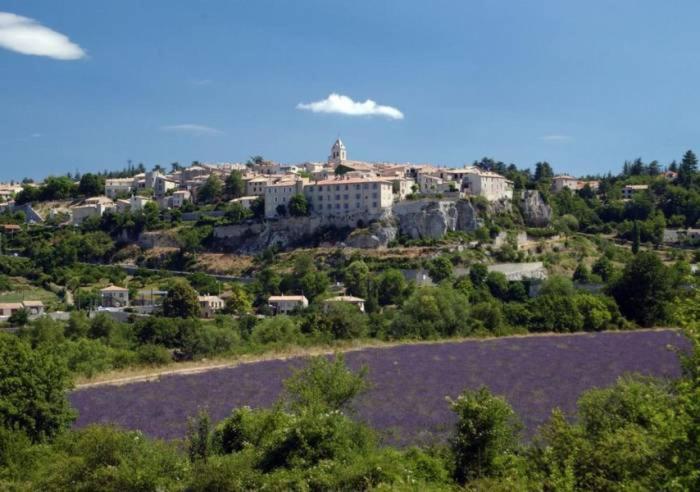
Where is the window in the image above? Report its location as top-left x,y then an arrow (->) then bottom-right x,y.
355,193 -> 360,200
335,203 -> 340,209
344,203 -> 349,209
335,194 -> 340,200
343,194 -> 348,200
355,184 -> 360,189
335,185 -> 340,191
363,183 -> 368,189
373,183 -> 378,189
344,184 -> 349,190
372,201 -> 377,208
373,192 -> 378,199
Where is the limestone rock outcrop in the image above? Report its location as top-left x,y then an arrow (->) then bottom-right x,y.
520,190 -> 553,227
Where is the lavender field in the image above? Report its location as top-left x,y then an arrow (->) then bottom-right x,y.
71,330 -> 689,446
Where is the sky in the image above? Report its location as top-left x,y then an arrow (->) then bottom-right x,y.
1,0 -> 700,181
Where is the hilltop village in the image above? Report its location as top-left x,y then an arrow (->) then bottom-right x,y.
0,139 -> 697,330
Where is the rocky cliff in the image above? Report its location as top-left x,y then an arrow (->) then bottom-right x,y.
211,198 -> 484,252
520,190 -> 553,227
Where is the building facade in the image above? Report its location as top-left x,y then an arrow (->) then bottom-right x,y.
303,177 -> 393,217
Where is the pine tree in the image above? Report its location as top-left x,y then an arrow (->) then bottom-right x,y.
678,150 -> 697,187
632,220 -> 641,254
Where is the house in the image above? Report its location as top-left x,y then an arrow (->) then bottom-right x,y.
154,175 -> 178,197
303,177 -> 394,218
264,179 -> 306,218
622,184 -> 649,199
198,295 -> 225,318
268,295 -> 309,314
552,175 -> 600,193
551,175 -> 581,193
21,300 -> 45,316
462,166 -> 514,201
105,178 -> 136,198
0,303 -> 23,319
100,285 -> 129,308
391,177 -> 416,200
323,295 -> 365,312
417,173 -> 450,194
157,190 -> 191,209
245,177 -> 270,196
71,196 -> 115,225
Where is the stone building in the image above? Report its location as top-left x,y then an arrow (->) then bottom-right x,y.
303,177 -> 394,218
264,179 -> 306,218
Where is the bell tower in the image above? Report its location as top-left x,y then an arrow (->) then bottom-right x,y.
328,138 -> 347,164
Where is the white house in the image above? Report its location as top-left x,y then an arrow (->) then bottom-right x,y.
323,295 -> 365,312
198,295 -> 225,318
551,175 -> 580,193
462,166 -> 513,201
72,196 -> 115,225
268,295 -> 309,314
105,178 -> 136,198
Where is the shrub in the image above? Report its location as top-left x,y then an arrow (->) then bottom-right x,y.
449,387 -> 521,483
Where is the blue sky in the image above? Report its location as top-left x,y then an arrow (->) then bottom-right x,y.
1,0 -> 699,181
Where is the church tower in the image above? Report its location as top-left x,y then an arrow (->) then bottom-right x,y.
328,138 -> 347,164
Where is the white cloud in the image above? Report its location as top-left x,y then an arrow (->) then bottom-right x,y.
540,135 -> 573,142
160,124 -> 223,136
297,93 -> 404,120
0,12 -> 86,60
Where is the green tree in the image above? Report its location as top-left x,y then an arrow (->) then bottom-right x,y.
283,354 -> 368,413
0,334 -> 75,442
187,410 -> 212,463
678,149 -> 697,187
197,174 -> 223,204
572,262 -> 591,283
377,268 -> 410,306
77,173 -> 104,197
322,301 -> 368,339
449,387 -> 521,483
390,285 -> 472,338
611,251 -> 673,326
592,256 -> 614,282
344,260 -> 370,298
224,202 -> 251,224
485,271 -> 509,300
632,220 -> 641,254
534,161 -> 554,182
162,279 -> 201,318
223,283 -> 253,315
427,256 -> 453,283
224,170 -> 245,199
469,263 -> 489,287
288,193 -> 310,217
7,308 -> 29,326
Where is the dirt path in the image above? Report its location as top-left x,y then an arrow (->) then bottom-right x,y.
74,328 -> 680,389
